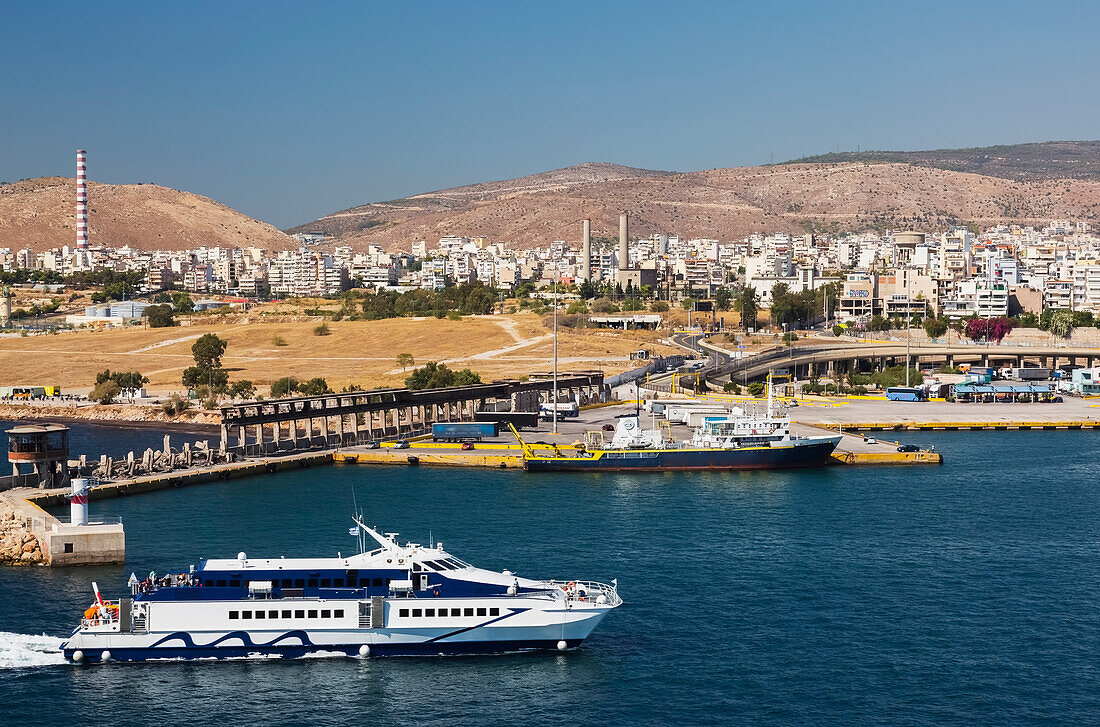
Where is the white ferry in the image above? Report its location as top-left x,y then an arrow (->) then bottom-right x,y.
61,521 -> 621,663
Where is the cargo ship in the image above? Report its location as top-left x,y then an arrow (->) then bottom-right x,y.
517,396 -> 841,472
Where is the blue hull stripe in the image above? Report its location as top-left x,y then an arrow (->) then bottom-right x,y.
63,639 -> 583,662
148,629 -> 316,649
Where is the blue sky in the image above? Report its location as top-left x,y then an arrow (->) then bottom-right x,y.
3,1 -> 1099,228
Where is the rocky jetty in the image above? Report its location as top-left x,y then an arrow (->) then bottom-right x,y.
0,502 -> 44,565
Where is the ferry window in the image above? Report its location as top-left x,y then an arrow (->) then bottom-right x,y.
294,579 -> 305,588
464,608 -> 473,617
412,609 -> 422,617
295,610 -> 305,618
307,579 -> 318,588
281,579 -> 292,587
320,579 -> 331,588
399,609 -> 409,617
216,580 -> 227,587
373,578 -> 383,587
425,609 -> 435,617
242,611 -> 252,619
359,578 -> 370,587
321,609 -> 331,618
268,610 -> 278,619
451,608 -> 461,617
477,608 -> 487,617
204,580 -> 214,587
333,579 -> 344,587
412,563 -> 422,572
489,608 -> 499,616
308,610 -> 318,618
281,610 -> 291,618
335,610 -> 344,618
229,611 -> 239,620
229,580 -> 240,587
255,611 -> 265,619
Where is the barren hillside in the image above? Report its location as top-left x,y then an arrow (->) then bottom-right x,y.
786,140 -> 1100,182
293,161 -> 1100,251
0,177 -> 298,252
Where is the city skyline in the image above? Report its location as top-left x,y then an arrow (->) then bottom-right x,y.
4,1 -> 1100,229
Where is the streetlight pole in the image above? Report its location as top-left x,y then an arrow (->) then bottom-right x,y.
906,271 -> 911,388
552,275 -> 558,435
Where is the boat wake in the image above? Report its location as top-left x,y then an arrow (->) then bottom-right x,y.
0,632 -> 66,669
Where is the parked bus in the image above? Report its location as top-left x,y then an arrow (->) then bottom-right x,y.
886,387 -> 926,402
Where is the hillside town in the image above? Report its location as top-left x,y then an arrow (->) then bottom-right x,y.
3,213 -> 1100,327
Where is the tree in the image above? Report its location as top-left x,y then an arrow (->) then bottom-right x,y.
964,316 -> 1015,343
191,333 -> 227,369
1016,311 -> 1040,328
733,287 -> 758,328
170,291 -> 195,314
747,382 -> 766,397
452,368 -> 482,386
183,333 -> 229,393
270,377 -> 300,398
769,283 -> 795,326
89,379 -> 121,404
566,300 -> 588,314
868,314 -> 891,332
650,301 -> 669,313
1048,309 -> 1075,338
924,317 -> 948,339
713,286 -> 732,311
144,304 -> 175,328
314,322 -> 331,336
228,380 -> 256,399
396,353 -> 415,371
405,362 -> 481,390
96,369 -> 148,397
299,377 -> 331,396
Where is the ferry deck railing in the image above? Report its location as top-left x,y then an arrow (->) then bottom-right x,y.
543,580 -> 622,607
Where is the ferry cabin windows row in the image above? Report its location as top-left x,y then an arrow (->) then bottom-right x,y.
228,609 -> 345,620
398,607 -> 499,618
204,577 -> 396,588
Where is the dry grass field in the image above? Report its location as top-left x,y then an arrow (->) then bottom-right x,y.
0,310 -> 680,394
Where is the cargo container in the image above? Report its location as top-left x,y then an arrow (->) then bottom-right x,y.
474,411 -> 539,429
431,422 -> 499,442
539,402 -> 579,420
1010,367 -> 1051,381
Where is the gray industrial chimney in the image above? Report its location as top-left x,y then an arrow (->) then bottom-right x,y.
580,219 -> 592,281
618,213 -> 629,269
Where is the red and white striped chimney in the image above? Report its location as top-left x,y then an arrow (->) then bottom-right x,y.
76,149 -> 88,250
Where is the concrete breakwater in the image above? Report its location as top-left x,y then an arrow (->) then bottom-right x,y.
0,499 -> 44,565
23,451 -> 334,508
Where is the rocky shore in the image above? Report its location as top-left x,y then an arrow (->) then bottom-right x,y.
0,503 -> 44,565
0,403 -> 220,428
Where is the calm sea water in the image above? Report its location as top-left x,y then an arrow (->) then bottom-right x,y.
1,430 -> 1098,726
0,419 -> 216,467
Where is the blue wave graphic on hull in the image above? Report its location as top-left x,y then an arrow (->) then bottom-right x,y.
149,630 -> 316,649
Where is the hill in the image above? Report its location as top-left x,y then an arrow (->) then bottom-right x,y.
784,141 -> 1100,182
0,177 -> 298,253
292,160 -> 1100,251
